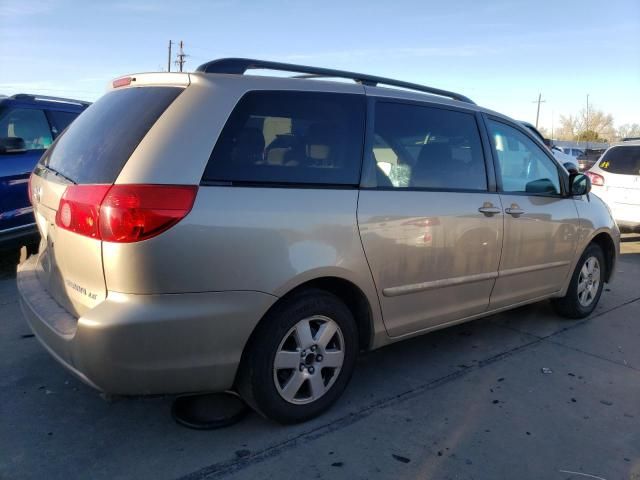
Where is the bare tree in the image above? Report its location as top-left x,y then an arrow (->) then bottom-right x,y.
556,115 -> 578,140
576,106 -> 615,141
556,107 -> 615,142
617,123 -> 640,139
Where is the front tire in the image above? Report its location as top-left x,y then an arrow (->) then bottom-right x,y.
236,289 -> 358,424
551,243 -> 605,319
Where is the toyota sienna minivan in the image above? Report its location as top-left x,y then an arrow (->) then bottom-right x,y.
18,58 -> 620,423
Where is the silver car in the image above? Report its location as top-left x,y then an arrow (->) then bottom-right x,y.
18,58 -> 619,423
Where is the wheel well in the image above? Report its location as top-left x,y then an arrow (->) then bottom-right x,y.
271,277 -> 373,351
590,233 -> 616,282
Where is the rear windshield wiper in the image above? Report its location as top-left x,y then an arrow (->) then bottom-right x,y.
37,164 -> 77,185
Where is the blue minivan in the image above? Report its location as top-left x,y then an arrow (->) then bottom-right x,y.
0,94 -> 89,249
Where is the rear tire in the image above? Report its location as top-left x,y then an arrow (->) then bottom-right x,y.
551,243 -> 605,319
236,289 -> 358,424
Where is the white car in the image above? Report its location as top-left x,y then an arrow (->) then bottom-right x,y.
586,142 -> 640,232
551,145 -> 579,167
562,147 -> 585,158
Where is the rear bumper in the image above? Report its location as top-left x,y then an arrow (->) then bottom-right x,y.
17,255 -> 277,395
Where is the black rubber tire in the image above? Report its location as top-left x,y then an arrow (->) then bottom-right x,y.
236,289 -> 358,424
551,243 -> 605,319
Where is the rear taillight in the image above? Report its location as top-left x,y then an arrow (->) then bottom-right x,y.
99,185 -> 197,242
56,185 -> 111,238
586,171 -> 605,186
55,184 -> 197,242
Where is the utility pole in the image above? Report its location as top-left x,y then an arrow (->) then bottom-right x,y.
551,109 -> 554,141
167,40 -> 173,72
532,93 -> 546,129
586,94 -> 590,150
175,40 -> 187,73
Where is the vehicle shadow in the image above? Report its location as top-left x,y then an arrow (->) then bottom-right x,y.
0,247 -> 22,279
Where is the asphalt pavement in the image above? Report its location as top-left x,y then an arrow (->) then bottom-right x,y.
1,236 -> 639,480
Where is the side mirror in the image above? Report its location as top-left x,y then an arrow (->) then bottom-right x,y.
0,137 -> 27,154
570,173 -> 591,196
563,162 -> 579,174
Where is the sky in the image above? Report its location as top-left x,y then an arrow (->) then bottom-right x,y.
1,0 -> 639,131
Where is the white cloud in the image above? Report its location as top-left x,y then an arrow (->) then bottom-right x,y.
0,0 -> 54,17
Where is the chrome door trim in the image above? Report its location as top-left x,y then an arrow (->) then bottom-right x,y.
382,271 -> 499,297
383,260 -> 571,298
498,260 -> 571,278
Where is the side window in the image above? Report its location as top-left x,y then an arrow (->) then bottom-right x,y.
47,110 -> 80,137
487,120 -> 561,195
0,108 -> 53,150
202,91 -> 365,185
370,102 -> 487,190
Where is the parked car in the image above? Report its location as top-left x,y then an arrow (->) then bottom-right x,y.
518,121 -> 577,170
0,94 -> 89,249
562,147 -> 585,158
577,149 -> 606,172
18,59 -> 619,424
586,141 -> 640,232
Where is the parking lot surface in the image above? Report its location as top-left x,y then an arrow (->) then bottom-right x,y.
1,237 -> 639,480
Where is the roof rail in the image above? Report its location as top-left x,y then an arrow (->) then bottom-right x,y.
11,93 -> 91,107
195,58 -> 475,104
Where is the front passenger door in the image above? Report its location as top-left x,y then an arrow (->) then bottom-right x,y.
485,118 -> 579,308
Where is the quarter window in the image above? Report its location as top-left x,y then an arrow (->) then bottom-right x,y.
0,108 -> 53,150
369,102 -> 487,190
487,120 -> 561,195
203,91 -> 365,186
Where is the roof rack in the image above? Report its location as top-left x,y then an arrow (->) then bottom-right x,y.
195,58 -> 475,104
10,93 -> 91,107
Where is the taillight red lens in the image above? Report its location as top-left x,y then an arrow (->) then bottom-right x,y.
55,185 -> 110,238
55,184 -> 197,242
586,171 -> 605,186
99,185 -> 197,242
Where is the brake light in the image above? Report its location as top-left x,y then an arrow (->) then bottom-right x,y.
112,76 -> 132,88
55,184 -> 197,242
586,171 -> 605,186
100,185 -> 197,242
56,185 -> 110,238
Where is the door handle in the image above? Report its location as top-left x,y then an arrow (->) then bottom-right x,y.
505,207 -> 525,217
478,206 -> 502,216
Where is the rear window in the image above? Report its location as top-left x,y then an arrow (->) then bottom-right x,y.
47,110 -> 81,137
40,87 -> 182,184
599,146 -> 640,175
202,91 -> 365,186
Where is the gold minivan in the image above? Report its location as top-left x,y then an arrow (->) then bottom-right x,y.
18,58 -> 619,423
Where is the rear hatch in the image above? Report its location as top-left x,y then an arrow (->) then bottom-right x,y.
597,145 -> 640,206
30,81 -> 185,318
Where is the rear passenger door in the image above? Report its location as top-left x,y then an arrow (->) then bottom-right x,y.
357,100 -> 503,337
484,117 -> 579,308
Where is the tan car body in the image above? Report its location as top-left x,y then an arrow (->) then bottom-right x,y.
18,71 -> 619,395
